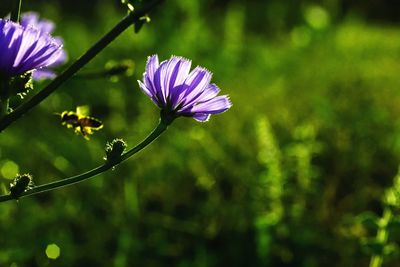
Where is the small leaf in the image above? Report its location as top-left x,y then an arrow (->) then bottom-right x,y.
134,15 -> 151,33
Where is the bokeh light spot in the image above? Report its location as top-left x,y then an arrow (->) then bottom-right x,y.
305,5 -> 330,30
45,244 -> 60,260
1,161 -> 19,179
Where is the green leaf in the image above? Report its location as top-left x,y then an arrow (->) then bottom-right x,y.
134,15 -> 151,33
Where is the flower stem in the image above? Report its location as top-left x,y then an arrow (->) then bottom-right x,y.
0,99 -> 9,119
10,0 -> 22,22
0,0 -> 163,133
0,78 -> 10,118
0,118 -> 168,203
121,118 -> 168,161
369,208 -> 393,267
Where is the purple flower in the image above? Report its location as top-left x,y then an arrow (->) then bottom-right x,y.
138,55 -> 232,122
20,12 -> 67,80
20,12 -> 55,34
0,18 -> 63,78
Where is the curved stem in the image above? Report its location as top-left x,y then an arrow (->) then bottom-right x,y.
0,118 -> 168,203
120,119 -> 168,161
0,0 -> 163,133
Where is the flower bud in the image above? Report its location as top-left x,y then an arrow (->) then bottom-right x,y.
10,173 -> 34,199
105,138 -> 127,164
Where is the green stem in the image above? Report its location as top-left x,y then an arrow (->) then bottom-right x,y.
369,208 -> 393,267
0,78 -> 10,118
0,99 -> 9,118
0,118 -> 168,203
10,0 -> 22,22
0,0 -> 163,133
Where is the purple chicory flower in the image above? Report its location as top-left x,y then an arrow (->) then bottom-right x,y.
0,18 -> 63,78
20,12 -> 67,80
20,12 -> 55,34
138,55 -> 232,122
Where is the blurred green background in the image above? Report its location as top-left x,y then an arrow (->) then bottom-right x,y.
1,0 -> 400,266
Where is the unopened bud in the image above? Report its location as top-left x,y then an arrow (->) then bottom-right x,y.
10,173 -> 34,199
105,138 -> 127,164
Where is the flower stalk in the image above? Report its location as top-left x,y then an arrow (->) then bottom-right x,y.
0,117 -> 168,203
10,0 -> 22,22
0,0 -> 163,133
0,79 -> 10,118
0,99 -> 9,119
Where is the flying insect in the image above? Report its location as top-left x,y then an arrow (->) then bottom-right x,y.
57,106 -> 103,139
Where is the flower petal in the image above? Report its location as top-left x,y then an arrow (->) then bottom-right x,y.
51,37 -> 68,65
179,83 -> 220,112
144,54 -> 159,93
156,56 -> 192,106
138,80 -> 153,98
177,67 -> 212,109
32,68 -> 56,80
0,19 -> 63,77
169,57 -> 191,89
190,95 -> 232,114
0,20 -> 22,72
138,80 -> 161,107
15,28 -> 63,74
167,56 -> 192,106
21,12 -> 55,34
192,113 -> 211,122
18,13 -> 67,80
162,56 -> 181,102
153,60 -> 168,106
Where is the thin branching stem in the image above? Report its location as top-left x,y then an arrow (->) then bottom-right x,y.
0,118 -> 168,203
0,0 -> 163,133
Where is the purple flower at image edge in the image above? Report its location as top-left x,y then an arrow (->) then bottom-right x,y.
0,19 -> 63,78
138,55 -> 232,122
19,12 -> 68,80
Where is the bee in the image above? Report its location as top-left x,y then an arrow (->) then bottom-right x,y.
57,106 -> 103,139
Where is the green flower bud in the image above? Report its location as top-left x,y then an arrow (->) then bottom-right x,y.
105,138 -> 127,164
10,173 -> 34,199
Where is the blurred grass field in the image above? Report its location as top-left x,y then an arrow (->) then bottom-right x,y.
1,0 -> 400,266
